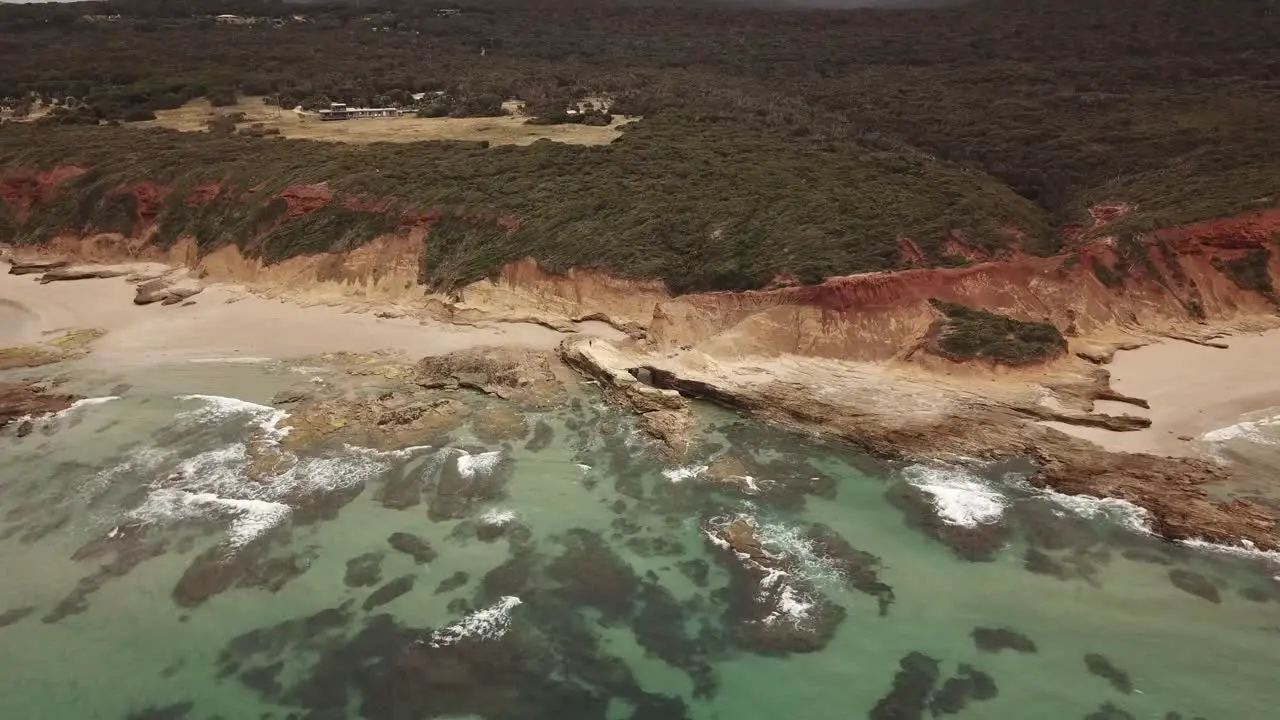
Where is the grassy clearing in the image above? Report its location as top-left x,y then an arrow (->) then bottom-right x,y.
140,97 -> 637,147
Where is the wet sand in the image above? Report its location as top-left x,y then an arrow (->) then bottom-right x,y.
1046,331 -> 1280,457
0,266 -> 622,367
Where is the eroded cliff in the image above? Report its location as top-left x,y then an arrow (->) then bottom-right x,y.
4,163 -> 1279,550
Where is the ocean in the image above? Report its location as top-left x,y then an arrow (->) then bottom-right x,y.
2,358 -> 1278,720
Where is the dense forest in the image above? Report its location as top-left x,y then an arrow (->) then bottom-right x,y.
0,0 -> 1277,292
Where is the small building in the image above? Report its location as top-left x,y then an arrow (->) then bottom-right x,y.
318,103 -> 402,121
215,15 -> 250,25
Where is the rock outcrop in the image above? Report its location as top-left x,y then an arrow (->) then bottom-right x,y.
703,515 -> 847,655
37,262 -> 170,284
134,273 -> 203,305
0,327 -> 103,370
7,256 -> 68,275
415,346 -> 564,408
561,334 -> 1279,550
0,381 -> 79,430
559,337 -> 693,456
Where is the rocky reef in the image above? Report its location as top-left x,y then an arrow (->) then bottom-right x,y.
0,381 -> 79,434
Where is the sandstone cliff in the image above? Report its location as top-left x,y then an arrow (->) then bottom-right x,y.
4,163 -> 1279,549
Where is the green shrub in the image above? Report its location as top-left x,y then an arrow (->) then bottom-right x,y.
1091,257 -> 1123,288
928,298 -> 1066,365
122,107 -> 157,122
1216,249 -> 1274,295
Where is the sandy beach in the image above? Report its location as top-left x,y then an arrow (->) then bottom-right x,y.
0,265 -> 621,367
1046,332 -> 1280,458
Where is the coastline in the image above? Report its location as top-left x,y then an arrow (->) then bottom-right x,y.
4,256 -> 1280,552
1044,331 -> 1280,458
0,266 -> 622,368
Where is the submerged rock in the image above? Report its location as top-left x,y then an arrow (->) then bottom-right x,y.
1085,702 -> 1135,720
886,483 -> 1009,562
343,552 -> 385,588
703,515 -> 847,655
805,523 -> 895,615
548,529 -> 640,621
386,532 -> 436,564
0,605 -> 35,628
971,627 -> 1037,654
870,651 -> 941,720
677,559 -> 710,587
173,539 -> 313,607
1167,569 -> 1222,604
428,450 -> 511,521
377,464 -> 424,510
1084,652 -> 1134,694
632,580 -> 720,698
930,664 -> 998,715
435,570 -> 470,595
471,405 -> 529,442
123,702 -> 195,720
524,419 -> 555,452
363,575 -> 415,611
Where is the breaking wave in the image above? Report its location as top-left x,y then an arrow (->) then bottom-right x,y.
112,395 -> 400,551
1180,538 -> 1280,565
427,596 -> 522,648
456,450 -> 503,479
1038,488 -> 1152,535
903,465 -> 1007,528
662,465 -> 708,483
1201,414 -> 1280,445
758,567 -> 816,626
47,396 -> 120,422
479,508 -> 516,526
131,488 -> 291,549
177,394 -> 291,444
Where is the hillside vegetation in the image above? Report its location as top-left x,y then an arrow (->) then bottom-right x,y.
1,0 -> 1277,293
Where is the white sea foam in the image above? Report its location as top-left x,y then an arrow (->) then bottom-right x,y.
755,517 -> 841,584
1039,488 -> 1152,535
1202,414 -> 1280,445
48,395 -> 120,421
762,582 -> 816,627
71,396 -> 121,408
903,465 -> 1006,528
1180,538 -> 1280,565
82,446 -> 174,496
344,443 -> 435,460
131,437 -> 394,551
131,488 -> 291,548
456,450 -> 502,479
662,465 -> 708,483
479,508 -> 516,526
428,596 -> 522,648
177,394 -> 292,443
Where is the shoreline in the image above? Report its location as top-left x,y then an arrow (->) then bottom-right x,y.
5,257 -> 1280,551
1043,331 -> 1280,458
0,265 -> 623,368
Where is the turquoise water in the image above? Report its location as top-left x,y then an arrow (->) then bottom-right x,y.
1,360 -> 1278,720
